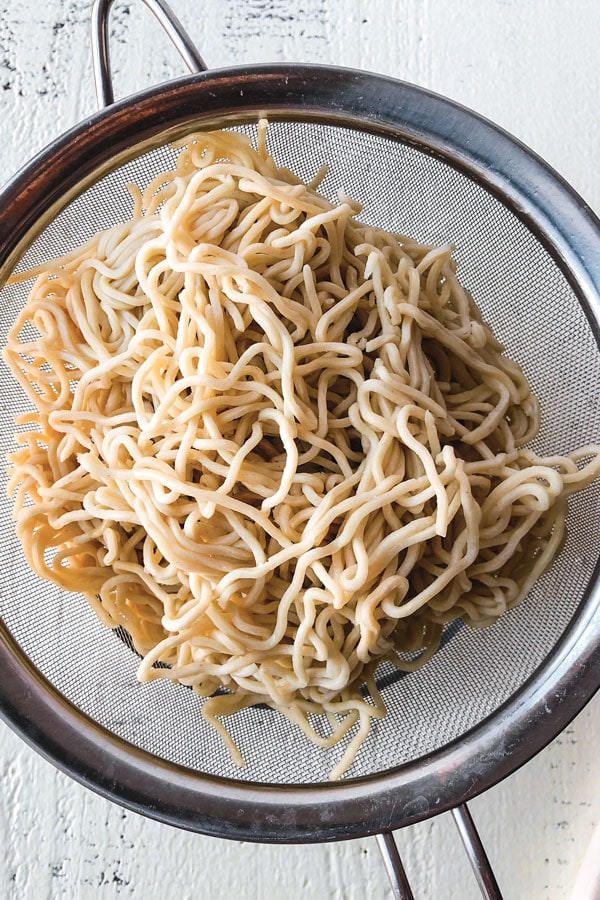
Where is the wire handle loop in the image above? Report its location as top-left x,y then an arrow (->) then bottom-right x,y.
452,803 -> 504,899
376,804 -> 503,900
91,0 -> 207,109
376,832 -> 415,900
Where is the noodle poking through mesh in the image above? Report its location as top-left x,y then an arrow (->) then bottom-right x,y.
4,123 -> 600,779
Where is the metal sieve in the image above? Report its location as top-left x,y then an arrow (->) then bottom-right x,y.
1,1 -> 600,897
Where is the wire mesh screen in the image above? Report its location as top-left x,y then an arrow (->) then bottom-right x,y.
0,120 -> 599,784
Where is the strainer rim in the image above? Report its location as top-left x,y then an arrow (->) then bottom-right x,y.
1,62 -> 600,840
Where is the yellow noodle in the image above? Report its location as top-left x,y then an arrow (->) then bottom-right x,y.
4,123 -> 600,779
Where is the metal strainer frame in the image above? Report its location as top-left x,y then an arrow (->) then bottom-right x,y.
1,1 -> 600,897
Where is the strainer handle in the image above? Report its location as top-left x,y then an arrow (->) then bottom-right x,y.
452,803 -> 504,899
91,0 -> 207,109
376,832 -> 415,900
376,804 -> 503,899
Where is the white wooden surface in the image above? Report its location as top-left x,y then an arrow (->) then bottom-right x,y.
1,1 -> 599,897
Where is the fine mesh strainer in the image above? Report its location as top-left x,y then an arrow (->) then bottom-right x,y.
1,1 -> 600,897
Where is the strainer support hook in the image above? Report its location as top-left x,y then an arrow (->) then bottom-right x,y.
91,0 -> 207,109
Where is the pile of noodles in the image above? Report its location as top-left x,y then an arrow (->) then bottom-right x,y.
4,123 -> 600,779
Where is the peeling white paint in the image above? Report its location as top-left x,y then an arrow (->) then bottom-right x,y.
1,1 -> 599,898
